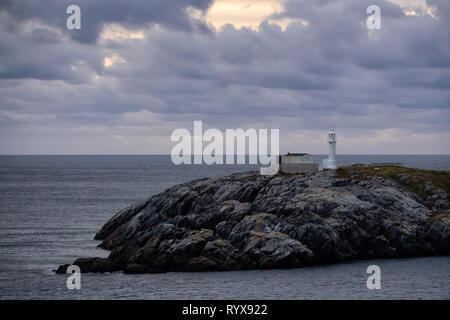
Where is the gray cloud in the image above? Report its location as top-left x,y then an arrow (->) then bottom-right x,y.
0,0 -> 213,43
0,0 -> 449,154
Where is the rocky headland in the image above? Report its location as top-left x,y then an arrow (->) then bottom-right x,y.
56,166 -> 450,274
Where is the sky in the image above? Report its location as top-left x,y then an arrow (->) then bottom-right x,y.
0,0 -> 449,155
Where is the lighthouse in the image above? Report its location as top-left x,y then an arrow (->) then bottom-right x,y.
322,128 -> 337,169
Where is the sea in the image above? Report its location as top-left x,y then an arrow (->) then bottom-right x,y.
0,155 -> 449,299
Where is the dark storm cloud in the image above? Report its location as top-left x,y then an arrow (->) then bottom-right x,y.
0,0 -> 449,154
99,0 -> 448,123
0,0 -> 213,43
0,29 -> 101,82
0,0 -> 213,82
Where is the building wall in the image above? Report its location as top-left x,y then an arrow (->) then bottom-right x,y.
280,163 -> 319,174
280,154 -> 314,164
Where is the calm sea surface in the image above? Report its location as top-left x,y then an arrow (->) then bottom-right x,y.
0,155 -> 449,299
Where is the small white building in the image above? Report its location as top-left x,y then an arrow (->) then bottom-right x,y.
279,153 -> 319,174
278,129 -> 338,174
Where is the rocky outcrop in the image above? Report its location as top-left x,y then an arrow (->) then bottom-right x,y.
57,170 -> 450,273
54,257 -> 121,274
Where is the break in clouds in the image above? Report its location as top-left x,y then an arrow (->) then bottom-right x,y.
0,0 -> 449,154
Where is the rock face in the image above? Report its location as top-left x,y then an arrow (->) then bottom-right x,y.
54,257 -> 121,274
59,170 -> 450,273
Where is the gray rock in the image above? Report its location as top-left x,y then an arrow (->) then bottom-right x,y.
123,263 -> 165,274
58,170 -> 450,273
55,257 -> 122,274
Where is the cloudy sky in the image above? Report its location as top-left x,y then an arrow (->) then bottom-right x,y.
0,0 -> 449,155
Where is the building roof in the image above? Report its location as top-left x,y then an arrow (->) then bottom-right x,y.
286,152 -> 310,156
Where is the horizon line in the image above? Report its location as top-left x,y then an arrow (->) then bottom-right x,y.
0,154 -> 449,156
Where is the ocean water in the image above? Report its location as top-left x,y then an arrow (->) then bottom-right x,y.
0,155 -> 449,300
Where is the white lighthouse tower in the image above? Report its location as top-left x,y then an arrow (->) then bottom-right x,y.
322,128 -> 337,169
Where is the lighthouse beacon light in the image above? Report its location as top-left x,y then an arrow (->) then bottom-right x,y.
322,128 -> 337,170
